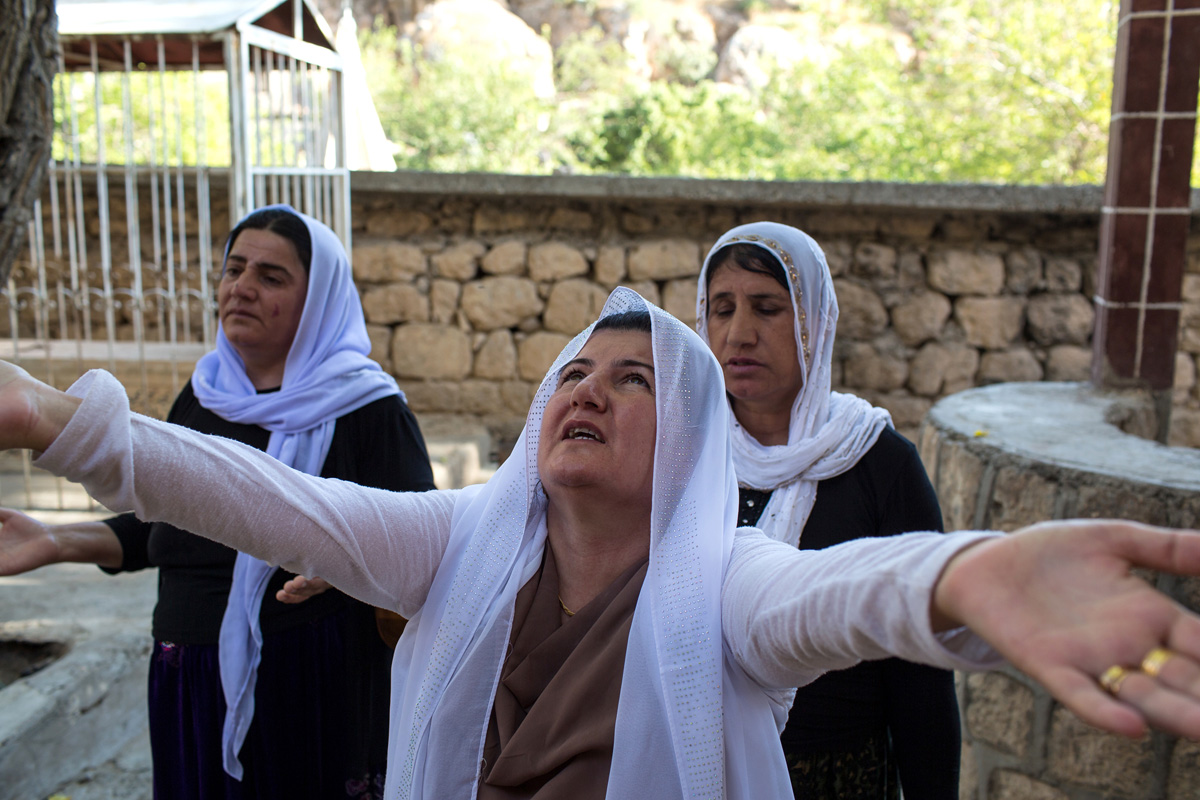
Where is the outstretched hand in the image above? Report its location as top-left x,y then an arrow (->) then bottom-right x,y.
0,507 -> 61,576
276,575 -> 332,604
935,520 -> 1200,739
0,361 -> 81,453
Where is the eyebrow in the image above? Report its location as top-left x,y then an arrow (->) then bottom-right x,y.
708,289 -> 788,302
224,255 -> 296,278
556,357 -> 655,379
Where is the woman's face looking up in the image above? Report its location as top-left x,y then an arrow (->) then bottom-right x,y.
706,262 -> 805,418
538,329 -> 657,511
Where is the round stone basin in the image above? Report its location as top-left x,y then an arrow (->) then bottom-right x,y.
0,639 -> 68,691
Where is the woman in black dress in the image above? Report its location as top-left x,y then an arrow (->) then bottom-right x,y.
697,222 -> 960,799
0,205 -> 435,800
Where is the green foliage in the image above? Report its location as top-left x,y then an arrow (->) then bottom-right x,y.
52,70 -> 230,166
361,26 -> 557,173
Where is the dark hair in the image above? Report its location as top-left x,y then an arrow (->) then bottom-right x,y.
593,309 -> 652,334
225,207 -> 313,273
704,243 -> 788,292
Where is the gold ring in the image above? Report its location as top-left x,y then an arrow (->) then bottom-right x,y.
1099,664 -> 1131,695
1141,647 -> 1173,679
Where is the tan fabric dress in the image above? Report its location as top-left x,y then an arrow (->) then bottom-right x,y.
478,547 -> 648,800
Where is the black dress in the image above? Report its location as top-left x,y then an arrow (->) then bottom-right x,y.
738,428 -> 961,800
103,382 -> 436,800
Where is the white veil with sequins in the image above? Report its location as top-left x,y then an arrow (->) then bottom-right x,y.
384,287 -> 791,800
696,222 -> 892,547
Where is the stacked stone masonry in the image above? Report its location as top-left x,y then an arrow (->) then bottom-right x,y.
921,382 -> 1200,799
5,174 -> 1200,451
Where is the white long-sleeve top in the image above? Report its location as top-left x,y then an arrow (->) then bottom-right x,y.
36,370 -> 1001,689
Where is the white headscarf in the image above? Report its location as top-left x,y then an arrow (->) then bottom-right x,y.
385,287 -> 791,800
696,222 -> 891,547
192,204 -> 402,780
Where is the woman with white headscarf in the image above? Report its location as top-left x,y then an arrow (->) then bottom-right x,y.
0,205 -> 436,799
3,288 -> 1200,799
696,222 -> 958,798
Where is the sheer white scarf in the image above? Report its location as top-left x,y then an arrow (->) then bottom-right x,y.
696,222 -> 891,547
192,205 -> 401,779
385,287 -> 791,800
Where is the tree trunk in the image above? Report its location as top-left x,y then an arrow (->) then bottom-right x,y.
0,0 -> 57,285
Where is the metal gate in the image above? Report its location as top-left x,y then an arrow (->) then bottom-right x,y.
1,0 -> 351,510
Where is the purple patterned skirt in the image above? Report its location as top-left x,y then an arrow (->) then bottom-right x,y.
147,605 -> 390,800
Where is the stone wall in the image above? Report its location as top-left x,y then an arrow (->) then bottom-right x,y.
345,172 -> 1200,453
920,382 -> 1200,799
7,171 -> 1200,453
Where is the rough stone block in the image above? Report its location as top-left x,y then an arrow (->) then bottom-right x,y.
365,323 -> 391,372
917,421 -> 940,477
978,349 -> 1043,384
852,242 -> 898,281
872,393 -> 931,431
937,441 -> 984,531
959,740 -> 978,800
928,249 -> 1005,296
543,279 -> 610,336
822,240 -> 852,277
965,672 -> 1034,756
1182,273 -> 1200,302
518,331 -> 572,381
1044,257 -> 1082,292
879,215 -> 936,240
432,241 -> 487,281
1174,351 -> 1196,405
430,279 -> 461,325
481,240 -> 528,276
546,207 -> 594,231
841,343 -> 908,391
1168,406 -> 1200,449
1075,484 -> 1170,526
988,466 -> 1058,531
619,280 -> 661,307
392,323 -> 472,380
956,297 -> 1025,350
1045,345 -> 1092,381
361,284 -> 430,325
833,279 -> 889,340
909,343 -> 980,398
663,279 -> 698,327
352,239 -> 427,283
473,207 -> 529,234
529,241 -> 589,281
989,770 -> 1069,800
501,379 -> 537,415
363,208 -> 432,237
628,239 -> 701,281
1047,707 -> 1155,797
458,379 -> 505,415
473,330 -> 518,380
403,380 -> 462,414
595,245 -> 627,286
892,292 -> 952,346
804,212 -> 877,234
1005,247 -> 1044,293
1026,294 -> 1094,346
461,277 -> 544,331
1168,738 -> 1200,800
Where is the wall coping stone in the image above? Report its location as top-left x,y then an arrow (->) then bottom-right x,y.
352,171 -> 1200,215
929,382 -> 1200,494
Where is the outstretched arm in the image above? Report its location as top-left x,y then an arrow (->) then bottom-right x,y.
727,521 -> 1200,742
0,362 -> 456,616
932,520 -> 1200,739
0,508 -> 123,573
